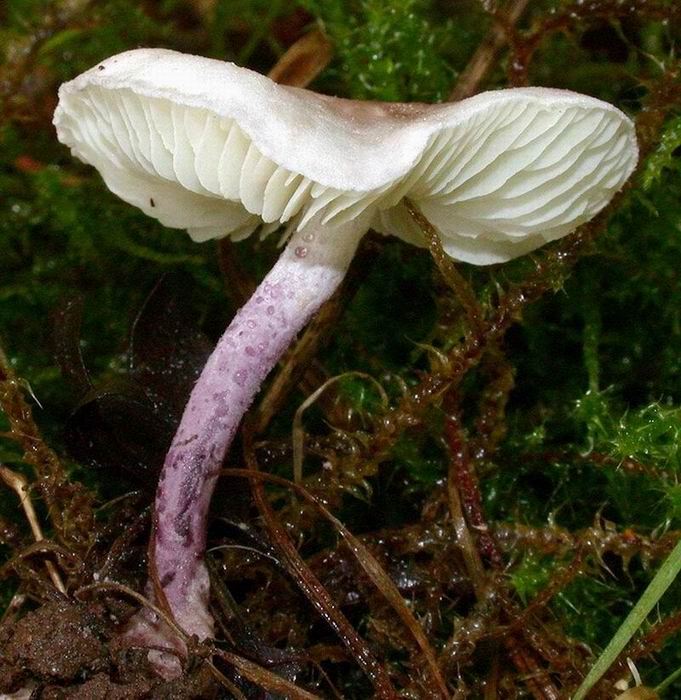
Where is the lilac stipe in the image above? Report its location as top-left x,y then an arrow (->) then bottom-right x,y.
123,215 -> 367,676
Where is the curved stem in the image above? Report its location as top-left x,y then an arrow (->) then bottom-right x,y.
125,215 -> 366,674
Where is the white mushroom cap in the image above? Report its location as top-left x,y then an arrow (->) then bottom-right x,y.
53,48 -> 638,265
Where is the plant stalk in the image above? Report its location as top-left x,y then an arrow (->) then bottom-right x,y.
124,215 -> 366,676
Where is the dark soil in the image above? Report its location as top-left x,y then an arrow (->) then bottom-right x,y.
0,601 -> 218,699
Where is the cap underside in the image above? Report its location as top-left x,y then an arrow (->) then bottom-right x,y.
54,49 -> 638,265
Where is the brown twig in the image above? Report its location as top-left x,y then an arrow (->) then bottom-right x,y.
504,634 -> 560,700
267,28 -> 333,87
444,434 -> 487,595
484,651 -> 501,699
0,464 -> 66,594
404,198 -> 484,335
449,0 -> 531,101
444,412 -> 502,569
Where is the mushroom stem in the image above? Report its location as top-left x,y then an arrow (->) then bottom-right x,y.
125,214 -> 368,675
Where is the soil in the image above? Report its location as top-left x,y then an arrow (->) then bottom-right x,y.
0,601 -> 219,699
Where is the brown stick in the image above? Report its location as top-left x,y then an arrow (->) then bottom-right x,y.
446,455 -> 488,582
444,413 -> 502,569
449,0 -> 531,101
404,199 -> 483,334
0,464 -> 66,594
267,29 -> 333,87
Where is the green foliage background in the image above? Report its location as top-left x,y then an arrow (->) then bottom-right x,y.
1,0 -> 681,695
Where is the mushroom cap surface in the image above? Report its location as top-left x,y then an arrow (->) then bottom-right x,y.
54,48 -> 638,264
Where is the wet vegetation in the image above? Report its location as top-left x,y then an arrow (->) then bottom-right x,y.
1,0 -> 681,697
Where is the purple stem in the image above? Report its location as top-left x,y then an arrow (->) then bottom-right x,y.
124,215 -> 366,676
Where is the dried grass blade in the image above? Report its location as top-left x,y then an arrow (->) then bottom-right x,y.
0,464 -> 66,593
224,467 -> 449,699
214,649 -> 322,700
292,371 -> 387,484
241,432 -> 399,699
267,28 -> 333,88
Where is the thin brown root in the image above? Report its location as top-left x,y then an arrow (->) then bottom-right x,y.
445,451 -> 486,597
0,464 -> 66,593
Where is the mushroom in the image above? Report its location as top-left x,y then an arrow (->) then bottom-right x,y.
54,48 -> 638,674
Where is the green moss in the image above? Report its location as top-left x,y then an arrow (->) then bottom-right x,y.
643,115 -> 681,191
509,552 -> 556,605
300,0 -> 459,101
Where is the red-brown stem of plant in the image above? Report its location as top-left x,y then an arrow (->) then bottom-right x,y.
444,409 -> 502,569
